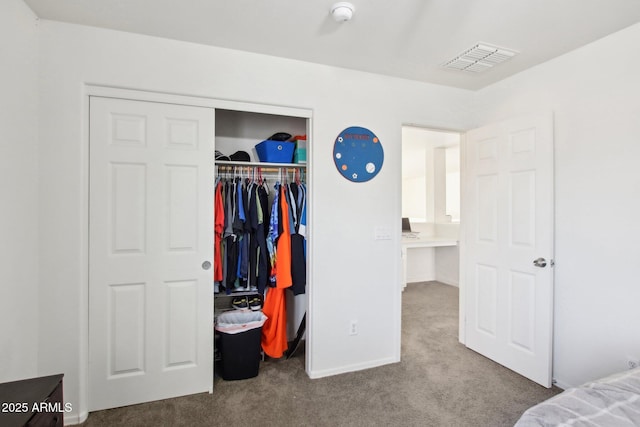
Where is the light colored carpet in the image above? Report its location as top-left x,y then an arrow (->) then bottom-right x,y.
81,282 -> 560,426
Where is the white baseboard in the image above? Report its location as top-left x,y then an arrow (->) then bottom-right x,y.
551,378 -> 569,390
406,274 -> 436,283
435,275 -> 459,287
65,410 -> 88,426
308,356 -> 399,379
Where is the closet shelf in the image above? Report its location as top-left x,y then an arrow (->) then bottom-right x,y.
215,160 -> 306,169
214,290 -> 260,298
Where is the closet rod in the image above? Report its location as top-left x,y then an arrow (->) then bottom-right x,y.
215,160 -> 306,169
215,167 -> 303,174
216,167 -> 300,173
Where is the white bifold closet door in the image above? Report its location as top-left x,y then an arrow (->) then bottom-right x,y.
89,96 -> 215,411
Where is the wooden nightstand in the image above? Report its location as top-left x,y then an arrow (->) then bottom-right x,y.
0,374 -> 64,427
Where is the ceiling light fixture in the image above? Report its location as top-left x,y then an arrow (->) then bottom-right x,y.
331,2 -> 355,22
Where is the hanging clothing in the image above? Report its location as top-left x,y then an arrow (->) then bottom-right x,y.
261,287 -> 288,358
214,181 -> 225,282
275,184 -> 293,289
222,179 -> 238,294
289,182 -> 306,295
256,183 -> 270,294
261,181 -> 295,357
214,165 -> 308,359
237,179 -> 250,287
298,183 -> 307,239
247,182 -> 259,291
266,182 -> 280,286
214,167 -> 306,298
224,179 -> 234,237
224,235 -> 238,293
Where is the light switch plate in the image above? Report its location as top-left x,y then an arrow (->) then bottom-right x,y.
374,226 -> 392,240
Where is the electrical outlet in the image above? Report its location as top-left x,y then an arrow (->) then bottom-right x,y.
627,357 -> 639,370
349,320 -> 358,336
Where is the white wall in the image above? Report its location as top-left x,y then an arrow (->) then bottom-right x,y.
19,6 -> 635,416
471,23 -> 640,388
435,247 -> 460,286
0,0 -> 39,383
405,248 -> 437,283
34,20 -> 471,420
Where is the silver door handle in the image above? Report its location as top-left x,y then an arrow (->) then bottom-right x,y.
533,257 -> 547,268
202,261 -> 212,270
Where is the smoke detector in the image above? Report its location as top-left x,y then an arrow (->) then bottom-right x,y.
443,43 -> 518,73
331,2 -> 355,22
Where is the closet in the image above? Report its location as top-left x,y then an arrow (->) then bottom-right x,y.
88,91 -> 311,411
213,108 -> 310,369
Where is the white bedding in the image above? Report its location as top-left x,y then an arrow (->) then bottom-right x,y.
515,367 -> 640,426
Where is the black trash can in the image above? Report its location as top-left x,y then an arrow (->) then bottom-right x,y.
215,310 -> 267,380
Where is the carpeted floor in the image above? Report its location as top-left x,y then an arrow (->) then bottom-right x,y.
80,282 -> 560,426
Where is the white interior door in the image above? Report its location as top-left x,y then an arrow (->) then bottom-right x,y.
89,96 -> 215,410
463,113 -> 554,387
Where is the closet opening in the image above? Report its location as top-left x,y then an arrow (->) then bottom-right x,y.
214,108 -> 309,380
400,125 -> 460,291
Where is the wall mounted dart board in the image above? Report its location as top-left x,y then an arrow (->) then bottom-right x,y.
333,126 -> 384,183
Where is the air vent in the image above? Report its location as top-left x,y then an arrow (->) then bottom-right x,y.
443,43 -> 518,73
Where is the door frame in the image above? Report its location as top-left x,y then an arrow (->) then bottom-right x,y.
81,85 -> 313,416
459,130 -> 468,344
399,117 -> 555,362
399,122 -> 466,333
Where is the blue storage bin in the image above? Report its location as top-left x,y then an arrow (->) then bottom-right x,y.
255,140 -> 295,163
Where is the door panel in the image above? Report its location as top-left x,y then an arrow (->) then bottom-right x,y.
510,171 -> 535,246
109,282 -> 145,377
165,280 -> 198,368
475,265 -> 497,336
477,174 -> 498,242
509,271 -> 535,352
464,113 -> 554,387
89,96 -> 214,410
166,165 -> 199,251
110,163 -> 147,254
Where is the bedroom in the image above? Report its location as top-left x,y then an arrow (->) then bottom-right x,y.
2,0 -> 640,424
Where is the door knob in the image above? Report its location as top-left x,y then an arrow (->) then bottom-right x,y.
533,257 -> 547,268
202,261 -> 212,270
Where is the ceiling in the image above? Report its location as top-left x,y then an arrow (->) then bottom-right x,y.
23,0 -> 640,90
